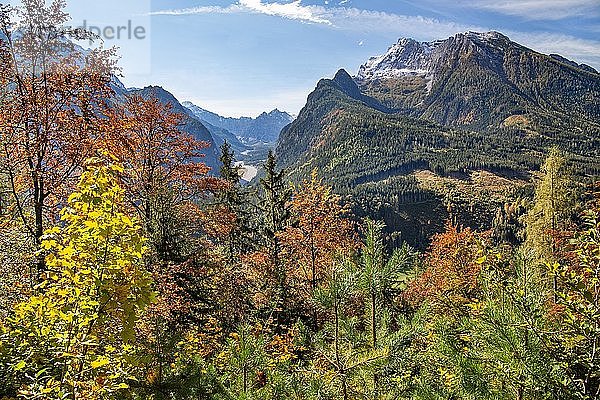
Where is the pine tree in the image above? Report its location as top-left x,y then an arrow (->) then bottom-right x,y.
280,170 -> 359,325
357,220 -> 418,399
313,256 -> 388,400
219,141 -> 242,187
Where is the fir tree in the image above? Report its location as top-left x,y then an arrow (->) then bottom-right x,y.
258,151 -> 293,318
216,141 -> 252,264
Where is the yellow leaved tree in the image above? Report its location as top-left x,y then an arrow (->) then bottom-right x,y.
0,155 -> 154,399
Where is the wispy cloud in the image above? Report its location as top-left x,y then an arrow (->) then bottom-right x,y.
148,5 -> 244,16
150,1 -> 600,69
322,7 -> 485,38
464,0 -> 599,20
150,1 -> 483,38
239,0 -> 331,24
150,0 -> 331,25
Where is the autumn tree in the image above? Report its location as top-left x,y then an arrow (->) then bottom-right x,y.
103,94 -> 212,259
0,157 -> 153,399
101,95 -> 225,395
403,223 -> 485,315
280,170 -> 360,324
0,0 -> 116,260
553,202 -> 600,398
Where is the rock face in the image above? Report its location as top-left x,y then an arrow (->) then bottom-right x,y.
355,31 -> 600,130
357,37 -> 441,83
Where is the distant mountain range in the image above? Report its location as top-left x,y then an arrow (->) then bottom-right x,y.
107,81 -> 293,172
183,102 -> 294,145
276,31 -> 600,246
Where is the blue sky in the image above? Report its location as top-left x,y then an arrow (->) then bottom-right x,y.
62,0 -> 600,117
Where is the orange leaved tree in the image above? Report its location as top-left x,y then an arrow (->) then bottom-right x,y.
0,1 -> 116,280
103,94 -> 213,253
403,223 -> 486,315
280,170 -> 360,321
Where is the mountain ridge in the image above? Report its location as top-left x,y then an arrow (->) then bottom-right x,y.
183,101 -> 294,144
355,31 -> 600,130
275,30 -> 600,245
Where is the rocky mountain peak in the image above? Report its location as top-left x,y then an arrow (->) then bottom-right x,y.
355,31 -> 517,84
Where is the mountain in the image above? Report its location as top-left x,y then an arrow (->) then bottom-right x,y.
198,119 -> 250,156
114,83 -> 252,169
276,31 -> 600,246
356,31 -> 600,131
129,86 -> 220,170
183,102 -> 294,144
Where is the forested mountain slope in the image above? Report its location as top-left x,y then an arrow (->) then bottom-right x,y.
276,32 -> 600,245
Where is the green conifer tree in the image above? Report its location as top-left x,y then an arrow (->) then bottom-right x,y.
217,141 -> 252,263
257,151 -> 293,319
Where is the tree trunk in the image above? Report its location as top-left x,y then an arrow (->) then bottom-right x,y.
371,290 -> 378,399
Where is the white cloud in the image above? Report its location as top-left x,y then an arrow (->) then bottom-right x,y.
150,1 -> 331,25
150,1 -> 600,69
238,0 -> 331,24
465,0 -> 599,20
322,7 -> 485,39
149,5 -> 243,16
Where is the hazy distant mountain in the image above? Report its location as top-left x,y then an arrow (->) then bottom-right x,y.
183,102 -> 294,144
276,31 -> 600,245
129,86 -> 220,170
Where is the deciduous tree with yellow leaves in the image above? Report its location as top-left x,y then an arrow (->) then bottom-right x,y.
0,156 -> 153,399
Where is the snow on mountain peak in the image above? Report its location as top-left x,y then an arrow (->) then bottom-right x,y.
356,37 -> 440,84
355,31 -> 513,87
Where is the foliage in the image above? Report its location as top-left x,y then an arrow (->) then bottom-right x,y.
0,156 -> 153,399
403,223 -> 486,315
525,146 -> 578,261
279,170 -> 360,323
554,203 -> 600,398
0,4 -> 598,395
0,0 -> 116,254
